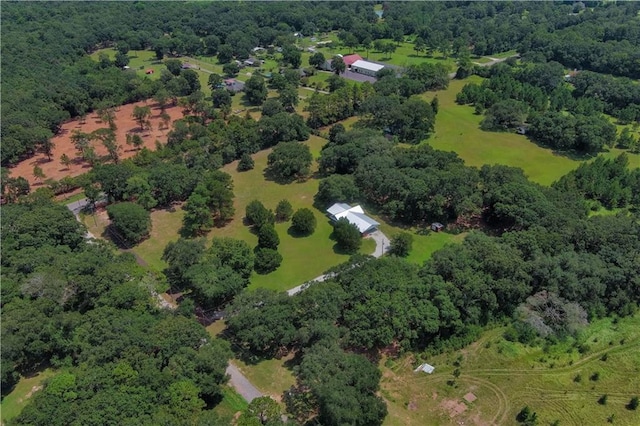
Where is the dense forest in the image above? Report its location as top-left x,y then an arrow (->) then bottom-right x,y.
2,2 -> 640,425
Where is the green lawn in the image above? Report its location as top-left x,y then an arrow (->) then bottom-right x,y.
1,369 -> 56,424
380,314 -> 640,426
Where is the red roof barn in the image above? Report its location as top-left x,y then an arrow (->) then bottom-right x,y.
342,54 -> 363,67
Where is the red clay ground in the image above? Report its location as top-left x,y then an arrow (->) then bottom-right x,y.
9,100 -> 186,187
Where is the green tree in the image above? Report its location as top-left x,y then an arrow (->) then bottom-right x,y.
237,153 -> 255,171
165,59 -> 183,76
275,200 -> 293,222
132,105 -> 152,131
282,44 -> 302,68
182,192 -> 214,236
331,55 -> 346,75
238,396 -> 284,426
309,52 -> 326,69
257,224 -> 280,250
390,232 -> 413,257
254,247 -> 283,274
314,175 -> 360,207
33,165 -> 46,183
333,217 -> 362,253
291,208 -> 316,236
266,142 -> 313,180
212,88 -> 232,109
628,396 -> 639,410
60,153 -> 71,170
106,202 -> 152,245
207,73 -> 223,92
244,74 -> 268,106
245,200 -> 275,228
222,62 -> 240,77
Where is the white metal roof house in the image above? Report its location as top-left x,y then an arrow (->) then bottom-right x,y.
350,59 -> 385,77
327,203 -> 380,235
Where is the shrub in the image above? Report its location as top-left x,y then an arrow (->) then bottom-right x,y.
590,372 -> 600,381
627,396 -> 639,410
598,394 -> 608,405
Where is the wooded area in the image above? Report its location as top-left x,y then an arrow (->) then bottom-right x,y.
2,2 -> 640,425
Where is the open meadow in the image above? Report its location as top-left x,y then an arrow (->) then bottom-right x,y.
380,314 -> 640,426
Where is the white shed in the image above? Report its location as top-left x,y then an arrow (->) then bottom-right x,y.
350,60 -> 385,77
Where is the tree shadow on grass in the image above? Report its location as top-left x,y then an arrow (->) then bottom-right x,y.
286,226 -> 312,238
263,167 -> 308,185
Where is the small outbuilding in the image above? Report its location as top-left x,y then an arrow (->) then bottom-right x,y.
414,363 -> 435,374
431,222 -> 444,232
145,69 -> 154,75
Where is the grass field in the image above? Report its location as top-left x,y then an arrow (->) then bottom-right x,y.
0,369 -> 56,424
380,314 -> 640,426
211,386 -> 249,422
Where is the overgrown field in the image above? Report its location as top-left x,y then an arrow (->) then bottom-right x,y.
380,314 -> 640,426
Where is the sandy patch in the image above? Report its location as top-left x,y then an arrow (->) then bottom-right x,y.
17,385 -> 43,403
407,400 -> 418,411
9,100 -> 186,187
440,399 -> 467,418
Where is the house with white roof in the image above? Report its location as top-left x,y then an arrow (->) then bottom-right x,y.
326,203 -> 380,235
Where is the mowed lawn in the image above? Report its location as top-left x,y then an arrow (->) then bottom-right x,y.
119,135 -> 376,292
1,369 -> 56,424
423,76 -> 640,185
380,314 -> 640,426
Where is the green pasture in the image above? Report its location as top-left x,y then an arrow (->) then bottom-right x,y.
1,369 -> 56,424
231,358 -> 296,401
380,314 -> 640,426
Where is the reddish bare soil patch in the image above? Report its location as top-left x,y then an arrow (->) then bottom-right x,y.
464,392 -> 477,403
439,399 -> 467,418
10,100 -> 186,186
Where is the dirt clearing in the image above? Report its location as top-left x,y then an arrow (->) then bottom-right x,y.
10,100 -> 185,186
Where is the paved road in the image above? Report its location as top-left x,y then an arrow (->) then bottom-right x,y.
226,363 -> 263,403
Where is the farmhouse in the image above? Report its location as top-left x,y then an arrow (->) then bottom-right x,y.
351,59 -> 385,77
243,57 -> 260,67
327,203 -> 380,235
224,79 -> 245,93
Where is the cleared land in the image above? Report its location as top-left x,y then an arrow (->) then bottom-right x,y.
380,314 -> 640,426
10,100 -> 185,187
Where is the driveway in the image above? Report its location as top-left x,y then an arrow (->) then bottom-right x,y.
226,363 -> 263,403
368,230 -> 390,258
